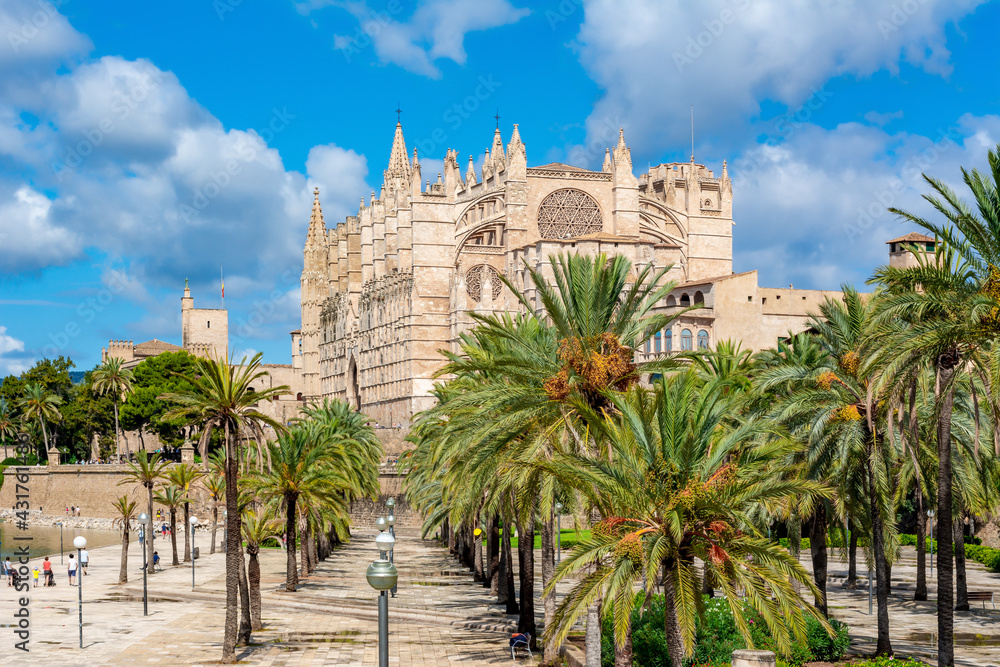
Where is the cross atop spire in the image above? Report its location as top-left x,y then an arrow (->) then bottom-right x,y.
494,108 -> 501,129
395,102 -> 402,123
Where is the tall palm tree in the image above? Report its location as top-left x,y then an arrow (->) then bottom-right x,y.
160,352 -> 288,664
111,495 -> 138,585
18,383 -> 62,459
92,357 -> 135,460
167,464 -> 206,562
242,509 -> 282,631
205,472 -> 226,554
120,451 -> 169,575
408,252 -> 682,666
870,144 -> 1000,665
544,372 -> 830,666
0,399 -> 17,460
154,484 -> 185,566
245,424 -> 356,591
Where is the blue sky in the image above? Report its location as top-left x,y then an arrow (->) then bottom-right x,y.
2,0 -> 1000,375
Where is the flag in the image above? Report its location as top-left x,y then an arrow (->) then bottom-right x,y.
221,279 -> 225,298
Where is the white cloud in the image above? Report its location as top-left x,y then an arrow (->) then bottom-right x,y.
0,185 -> 79,272
306,144 -> 370,221
0,326 -> 31,376
573,0 -> 985,158
730,114 -> 1000,290
303,0 -> 529,78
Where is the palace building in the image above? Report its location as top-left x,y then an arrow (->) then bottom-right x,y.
298,122 -> 847,426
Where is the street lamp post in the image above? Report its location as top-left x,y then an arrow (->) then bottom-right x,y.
368,528 -> 398,667
555,503 -> 563,565
57,522 -> 64,564
386,513 -> 396,597
73,536 -> 87,648
928,509 -> 935,577
138,513 -> 150,616
189,516 -> 199,590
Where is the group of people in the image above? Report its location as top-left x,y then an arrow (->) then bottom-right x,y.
3,551 -> 89,587
65,506 -> 82,516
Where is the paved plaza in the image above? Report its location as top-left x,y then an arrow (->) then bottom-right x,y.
1,524 -> 999,666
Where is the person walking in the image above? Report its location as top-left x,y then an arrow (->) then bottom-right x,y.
67,554 -> 77,586
3,557 -> 12,586
32,567 -> 40,588
42,556 -> 53,586
79,548 -> 89,575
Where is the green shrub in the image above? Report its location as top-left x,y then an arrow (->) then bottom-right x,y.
854,658 -> 927,667
601,594 -> 850,666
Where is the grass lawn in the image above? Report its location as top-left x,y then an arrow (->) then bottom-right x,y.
508,528 -> 591,551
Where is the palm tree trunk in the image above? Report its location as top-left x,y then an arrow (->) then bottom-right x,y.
146,485 -> 155,576
299,520 -> 308,578
308,526 -> 318,573
237,544 -> 252,645
810,503 -> 828,616
915,489 -> 927,600
488,514 -> 500,595
40,418 -> 49,460
211,505 -> 218,555
662,558 -> 684,667
936,357 -> 956,667
541,506 -> 557,664
954,518 -> 969,611
846,520 -> 858,589
868,458 -> 893,657
614,631 -> 633,667
474,518 -> 484,582
222,422 -> 240,663
501,517 -> 518,614
516,508 -> 536,641
183,501 -> 191,562
114,400 -> 121,461
249,551 -> 262,631
170,508 -> 179,565
119,532 -> 129,585
585,597 -> 602,667
285,495 -> 298,591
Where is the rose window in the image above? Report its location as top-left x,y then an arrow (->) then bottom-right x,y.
466,264 -> 503,303
537,189 -> 603,239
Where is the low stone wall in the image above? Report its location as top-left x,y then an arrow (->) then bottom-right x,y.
349,495 -> 421,529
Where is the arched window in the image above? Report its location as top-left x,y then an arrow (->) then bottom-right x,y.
644,338 -> 650,354
666,295 -> 676,307
697,330 -> 710,349
680,294 -> 691,307
296,392 -> 303,401
693,291 -> 704,306
654,331 -> 662,353
665,329 -> 673,351
681,329 -> 693,351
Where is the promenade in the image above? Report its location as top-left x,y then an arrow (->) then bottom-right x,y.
2,524 -> 998,666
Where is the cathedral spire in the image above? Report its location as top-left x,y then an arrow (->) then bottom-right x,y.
306,187 -> 327,243
613,127 -> 632,171
466,154 -> 477,186
385,122 -> 410,182
602,148 -> 612,173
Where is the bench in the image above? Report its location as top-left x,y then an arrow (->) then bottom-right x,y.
967,591 -> 995,609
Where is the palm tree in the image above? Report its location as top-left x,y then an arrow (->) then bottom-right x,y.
18,383 -> 62,459
245,424 -> 356,592
407,252 -> 682,665
205,472 -> 226,554
167,464 -> 206,562
0,399 -> 17,460
111,495 -> 138,585
92,357 -> 135,460
242,509 -> 282,631
160,352 -> 288,664
154,484 -> 185,566
544,371 -> 830,666
870,144 -> 1000,665
119,451 -> 169,575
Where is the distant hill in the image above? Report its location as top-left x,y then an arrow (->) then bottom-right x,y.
69,371 -> 87,384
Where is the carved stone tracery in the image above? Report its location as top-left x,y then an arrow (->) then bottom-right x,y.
537,188 -> 603,239
465,264 -> 502,303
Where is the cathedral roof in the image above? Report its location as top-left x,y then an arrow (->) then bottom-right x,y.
886,232 -> 935,244
530,162 -> 597,173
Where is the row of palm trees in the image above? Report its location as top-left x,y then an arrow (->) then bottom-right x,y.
402,145 -> 1000,667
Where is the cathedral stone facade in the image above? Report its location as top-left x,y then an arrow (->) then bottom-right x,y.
299,122 -> 846,426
